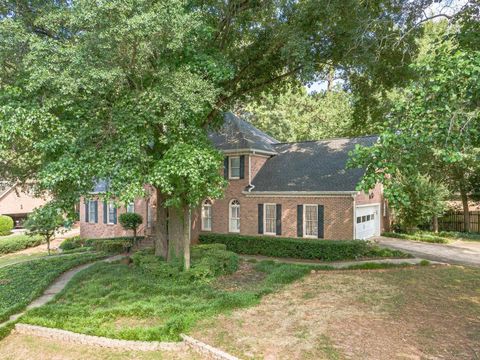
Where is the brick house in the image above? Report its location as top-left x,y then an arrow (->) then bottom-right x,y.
80,113 -> 387,241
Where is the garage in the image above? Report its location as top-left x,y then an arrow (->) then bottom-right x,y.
355,204 -> 381,240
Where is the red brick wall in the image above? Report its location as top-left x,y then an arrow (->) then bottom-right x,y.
80,197 -> 151,239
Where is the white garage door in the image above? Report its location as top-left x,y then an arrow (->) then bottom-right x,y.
355,204 -> 380,240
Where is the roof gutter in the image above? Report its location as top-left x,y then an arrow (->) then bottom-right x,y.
222,148 -> 277,156
243,191 -> 357,197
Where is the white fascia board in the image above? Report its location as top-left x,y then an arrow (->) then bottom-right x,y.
242,191 -> 357,197
222,148 -> 277,156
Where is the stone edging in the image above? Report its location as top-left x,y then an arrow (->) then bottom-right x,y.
181,334 -> 241,360
14,324 -> 184,351
14,324 -> 241,359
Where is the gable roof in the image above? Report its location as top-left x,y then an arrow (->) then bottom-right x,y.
249,136 -> 378,193
208,112 -> 279,154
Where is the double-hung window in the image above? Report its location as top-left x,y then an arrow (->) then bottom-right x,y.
201,200 -> 212,231
229,157 -> 241,179
229,199 -> 240,232
264,204 -> 277,235
304,205 -> 318,238
88,200 -> 96,223
107,202 -> 116,225
126,202 -> 135,213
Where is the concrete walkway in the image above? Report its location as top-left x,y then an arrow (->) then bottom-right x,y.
0,255 -> 123,328
374,236 -> 480,267
240,254 -> 443,268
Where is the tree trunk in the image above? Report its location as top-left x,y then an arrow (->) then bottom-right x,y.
133,228 -> 137,249
183,207 -> 191,271
432,215 -> 439,233
46,235 -> 51,255
154,188 -> 168,258
460,185 -> 470,233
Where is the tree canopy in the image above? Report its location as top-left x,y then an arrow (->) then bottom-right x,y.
0,0 -> 442,256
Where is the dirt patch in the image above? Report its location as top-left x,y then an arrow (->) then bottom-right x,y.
214,261 -> 266,291
192,266 -> 480,360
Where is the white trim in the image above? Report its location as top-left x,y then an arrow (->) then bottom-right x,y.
355,202 -> 381,208
263,203 -> 277,236
107,201 -> 116,225
303,204 -> 318,238
243,191 -> 356,197
228,156 -> 241,180
222,148 -> 277,156
352,194 -> 356,240
201,200 -> 212,231
228,199 -> 240,233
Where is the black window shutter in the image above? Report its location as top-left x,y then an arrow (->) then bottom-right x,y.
276,204 -> 282,235
239,155 -> 245,179
224,157 -> 229,179
85,201 -> 89,222
94,201 -> 98,223
258,204 -> 264,234
297,205 -> 303,237
103,201 -> 107,224
317,205 -> 324,239
113,207 -> 118,224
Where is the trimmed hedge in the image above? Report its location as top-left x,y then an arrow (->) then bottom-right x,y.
199,233 -> 409,261
0,234 -> 45,255
0,215 -> 14,236
60,236 -> 142,253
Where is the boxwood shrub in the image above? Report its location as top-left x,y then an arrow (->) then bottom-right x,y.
0,215 -> 14,236
199,233 -> 408,261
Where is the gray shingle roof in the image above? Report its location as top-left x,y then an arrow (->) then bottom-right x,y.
250,136 -> 378,192
209,112 -> 279,153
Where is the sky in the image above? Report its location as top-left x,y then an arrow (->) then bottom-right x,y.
306,0 -> 468,94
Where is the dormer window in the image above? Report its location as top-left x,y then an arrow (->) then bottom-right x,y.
229,156 -> 241,179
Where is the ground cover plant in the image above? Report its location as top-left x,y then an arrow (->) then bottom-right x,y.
21,245 -> 318,341
0,234 -> 44,255
383,230 -> 480,243
0,252 -> 106,323
200,233 -> 410,261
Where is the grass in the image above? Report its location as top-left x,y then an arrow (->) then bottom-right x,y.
0,234 -> 45,255
191,265 -> 480,359
0,252 -> 106,323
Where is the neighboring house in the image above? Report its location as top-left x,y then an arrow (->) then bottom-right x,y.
0,182 -> 49,227
80,113 -> 388,241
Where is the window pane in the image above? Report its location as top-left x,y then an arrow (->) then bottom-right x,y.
305,205 -> 318,237
88,201 -> 96,223
108,203 -> 115,224
230,157 -> 240,178
264,204 -> 276,234
127,203 -> 135,213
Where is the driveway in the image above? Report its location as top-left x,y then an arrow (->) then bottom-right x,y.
375,236 -> 480,267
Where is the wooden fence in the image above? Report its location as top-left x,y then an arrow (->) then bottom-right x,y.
438,211 -> 480,233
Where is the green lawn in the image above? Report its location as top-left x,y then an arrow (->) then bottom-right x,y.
0,252 -> 106,323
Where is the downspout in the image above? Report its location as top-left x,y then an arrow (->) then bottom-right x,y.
352,193 -> 356,240
248,152 -> 255,192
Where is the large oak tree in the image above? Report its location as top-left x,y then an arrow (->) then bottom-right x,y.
0,0 -> 436,264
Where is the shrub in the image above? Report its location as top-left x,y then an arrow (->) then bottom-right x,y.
83,236 -> 141,254
132,244 -> 239,283
0,234 -> 44,254
199,233 -> 409,261
0,215 -> 14,236
59,236 -> 85,250
118,213 -> 143,246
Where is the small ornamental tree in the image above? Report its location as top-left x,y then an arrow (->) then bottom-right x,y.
23,205 -> 65,255
119,212 -> 143,248
0,215 -> 14,236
